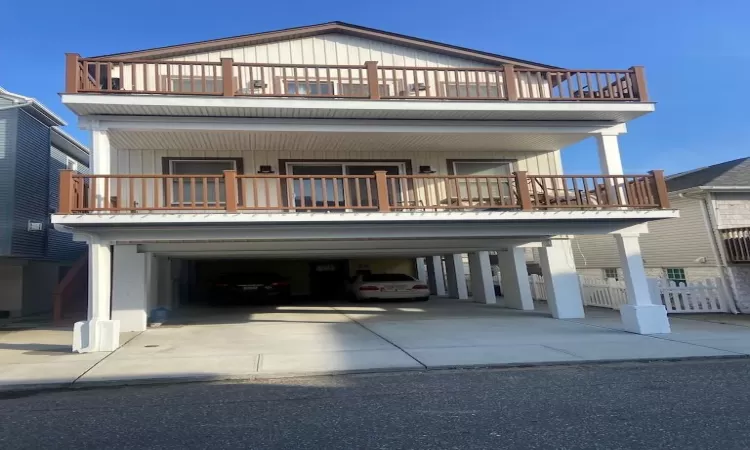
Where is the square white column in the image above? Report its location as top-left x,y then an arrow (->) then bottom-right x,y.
73,236 -> 120,353
112,245 -> 148,332
468,251 -> 495,304
425,255 -> 446,296
615,233 -> 671,334
596,133 -> 627,204
444,254 -> 469,300
91,128 -> 112,209
415,257 -> 428,284
539,238 -> 585,319
496,246 -> 534,310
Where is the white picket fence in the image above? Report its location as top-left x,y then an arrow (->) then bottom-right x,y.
527,275 -> 730,314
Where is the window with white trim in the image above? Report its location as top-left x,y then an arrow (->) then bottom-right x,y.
452,160 -> 514,202
603,268 -> 619,280
168,159 -> 238,205
665,268 -> 687,286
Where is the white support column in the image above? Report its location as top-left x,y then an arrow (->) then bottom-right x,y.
596,132 -> 627,203
111,245 -> 148,332
91,127 -> 111,208
496,246 -> 534,310
615,233 -> 671,334
415,257 -> 428,284
425,255 -> 446,297
73,236 -> 120,353
444,254 -> 469,300
539,238 -> 585,319
146,253 -> 160,311
468,251 -> 495,304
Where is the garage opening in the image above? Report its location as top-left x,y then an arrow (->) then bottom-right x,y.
176,257 -> 420,308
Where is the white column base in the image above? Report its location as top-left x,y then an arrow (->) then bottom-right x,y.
112,245 -> 148,332
425,255 -> 447,297
539,239 -> 585,319
468,251 -> 496,304
619,304 -> 671,334
73,319 -> 120,353
444,254 -> 469,300
496,247 -> 534,311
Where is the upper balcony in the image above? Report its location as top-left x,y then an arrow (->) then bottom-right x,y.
62,55 -> 653,122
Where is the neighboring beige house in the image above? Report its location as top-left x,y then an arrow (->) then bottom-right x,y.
573,157 -> 750,312
53,21 -> 679,352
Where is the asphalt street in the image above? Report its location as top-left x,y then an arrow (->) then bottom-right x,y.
2,359 -> 750,449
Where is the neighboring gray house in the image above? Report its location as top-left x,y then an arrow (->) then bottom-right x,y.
573,157 -> 750,313
0,88 -> 90,318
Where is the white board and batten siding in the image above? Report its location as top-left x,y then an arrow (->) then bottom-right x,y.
571,195 -> 718,274
111,33 -> 549,98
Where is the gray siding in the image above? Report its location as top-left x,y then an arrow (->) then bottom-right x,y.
0,110 -> 17,256
10,109 -> 51,258
573,196 -> 718,271
47,146 -> 87,261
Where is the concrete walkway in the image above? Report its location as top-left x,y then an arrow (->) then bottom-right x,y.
2,298 -> 750,389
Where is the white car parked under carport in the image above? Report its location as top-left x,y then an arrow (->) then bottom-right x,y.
348,273 -> 430,302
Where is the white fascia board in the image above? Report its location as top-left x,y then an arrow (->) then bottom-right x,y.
698,186 -> 750,192
52,209 -> 678,227
62,93 -> 654,116
82,115 -> 628,135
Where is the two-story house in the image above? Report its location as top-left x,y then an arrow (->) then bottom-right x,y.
0,88 -> 90,319
573,157 -> 750,313
53,22 -> 678,352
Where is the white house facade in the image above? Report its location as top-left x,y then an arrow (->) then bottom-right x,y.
53,22 -> 678,352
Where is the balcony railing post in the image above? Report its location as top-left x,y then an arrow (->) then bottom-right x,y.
224,170 -> 238,212
649,170 -> 670,209
221,58 -> 234,97
58,170 -> 74,214
365,61 -> 380,99
65,53 -> 80,94
513,171 -> 532,210
374,171 -> 390,212
503,64 -> 519,101
631,66 -> 650,102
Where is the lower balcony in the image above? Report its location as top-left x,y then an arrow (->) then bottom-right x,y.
58,170 -> 670,215
722,227 -> 750,264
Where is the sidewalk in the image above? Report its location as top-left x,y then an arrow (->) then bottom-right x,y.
2,302 -> 750,391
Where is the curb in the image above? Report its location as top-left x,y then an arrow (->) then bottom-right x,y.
1,353 -> 748,395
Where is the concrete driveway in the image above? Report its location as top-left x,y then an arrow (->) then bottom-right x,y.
3,298 -> 750,388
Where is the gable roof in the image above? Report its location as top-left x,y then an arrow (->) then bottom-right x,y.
90,21 -> 557,69
666,157 -> 750,192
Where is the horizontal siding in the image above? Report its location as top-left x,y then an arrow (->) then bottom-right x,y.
573,196 -> 717,269
47,146 -> 87,261
712,192 -> 750,229
0,110 -> 17,256
11,110 -> 50,259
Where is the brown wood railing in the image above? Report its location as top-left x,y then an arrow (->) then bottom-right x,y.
721,227 -> 750,263
58,170 -> 670,214
64,54 -> 649,102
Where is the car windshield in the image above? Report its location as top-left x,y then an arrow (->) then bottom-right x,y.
362,273 -> 415,282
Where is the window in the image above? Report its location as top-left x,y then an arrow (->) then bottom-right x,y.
338,83 -> 390,97
168,159 -> 238,205
445,83 -> 501,98
286,81 -> 334,95
170,78 -> 222,93
665,268 -> 687,286
603,268 -> 619,280
452,161 -> 513,203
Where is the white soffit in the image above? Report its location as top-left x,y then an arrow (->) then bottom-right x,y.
108,129 -> 588,152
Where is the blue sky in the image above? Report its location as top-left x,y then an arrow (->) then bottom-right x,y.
1,0 -> 747,174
